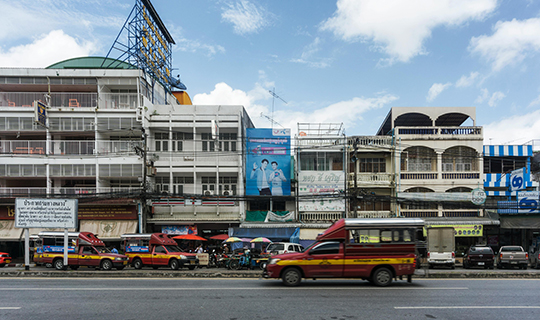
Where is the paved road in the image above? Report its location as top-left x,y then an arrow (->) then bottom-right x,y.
0,278 -> 539,320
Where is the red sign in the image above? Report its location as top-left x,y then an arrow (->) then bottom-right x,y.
77,205 -> 138,220
0,206 -> 15,220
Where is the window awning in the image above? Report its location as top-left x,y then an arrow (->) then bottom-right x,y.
500,216 -> 540,229
423,218 -> 500,226
0,220 -> 76,240
79,220 -> 138,240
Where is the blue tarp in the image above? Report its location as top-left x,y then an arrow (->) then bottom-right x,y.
232,227 -> 296,241
289,228 -> 300,244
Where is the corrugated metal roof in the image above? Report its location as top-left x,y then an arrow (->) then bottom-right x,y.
424,218 -> 500,226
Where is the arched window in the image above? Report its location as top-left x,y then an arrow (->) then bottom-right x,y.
401,147 -> 437,172
442,146 -> 478,172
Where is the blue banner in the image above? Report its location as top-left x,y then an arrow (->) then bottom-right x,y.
246,128 -> 291,196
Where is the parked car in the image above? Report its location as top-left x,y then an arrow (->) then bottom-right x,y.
463,246 -> 494,269
0,252 -> 11,267
497,245 -> 528,270
266,242 -> 304,255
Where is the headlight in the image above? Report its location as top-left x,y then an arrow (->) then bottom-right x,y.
268,258 -> 280,265
115,257 -> 124,261
179,255 -> 187,259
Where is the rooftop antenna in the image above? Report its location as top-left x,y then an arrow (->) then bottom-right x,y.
260,112 -> 284,128
268,87 -> 287,129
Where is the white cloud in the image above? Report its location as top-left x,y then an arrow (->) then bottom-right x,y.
528,94 -> 540,108
290,37 -> 332,68
475,88 -> 489,103
455,72 -> 479,87
320,0 -> 497,63
470,18 -> 540,71
488,91 -> 505,107
427,82 -> 452,102
221,0 -> 271,35
192,79 -> 398,134
483,110 -> 540,145
0,30 -> 97,68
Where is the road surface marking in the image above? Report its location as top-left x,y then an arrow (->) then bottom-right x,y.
395,306 -> 540,309
0,287 -> 467,291
0,307 -> 20,310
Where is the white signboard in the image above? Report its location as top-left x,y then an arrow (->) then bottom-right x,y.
298,171 -> 345,195
299,199 -> 345,211
15,198 -> 78,228
510,168 -> 525,192
518,191 -> 540,214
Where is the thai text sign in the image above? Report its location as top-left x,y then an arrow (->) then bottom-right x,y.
423,225 -> 483,237
298,171 -> 345,211
15,198 -> 78,228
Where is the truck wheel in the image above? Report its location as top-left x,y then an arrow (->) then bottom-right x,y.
522,265 -> 527,270
169,259 -> 179,270
188,265 -> 196,270
132,258 -> 143,269
101,259 -> 113,271
260,262 -> 267,270
53,259 -> 65,271
282,268 -> 302,287
372,267 -> 393,287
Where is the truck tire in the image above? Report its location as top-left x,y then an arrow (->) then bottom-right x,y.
372,267 -> 393,287
282,268 -> 302,287
101,259 -> 113,271
53,259 -> 65,271
188,265 -> 196,270
169,259 -> 179,270
229,259 -> 239,270
132,258 -> 143,269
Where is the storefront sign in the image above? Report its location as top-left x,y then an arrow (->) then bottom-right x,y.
0,206 -> 15,220
15,198 -> 78,228
517,191 -> 540,214
423,225 -> 483,237
78,205 -> 137,220
161,225 -> 197,235
298,171 -> 345,212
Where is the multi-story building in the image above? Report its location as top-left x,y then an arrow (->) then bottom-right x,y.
0,57 -> 254,257
376,107 -> 499,252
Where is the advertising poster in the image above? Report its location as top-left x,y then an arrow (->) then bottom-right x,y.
246,128 -> 291,196
298,171 -> 345,211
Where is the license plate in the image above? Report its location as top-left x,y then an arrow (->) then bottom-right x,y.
190,261 -> 195,265
478,262 -> 484,265
511,261 -> 517,264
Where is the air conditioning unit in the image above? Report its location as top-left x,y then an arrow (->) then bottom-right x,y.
136,107 -> 143,122
204,190 -> 214,196
223,191 -> 230,196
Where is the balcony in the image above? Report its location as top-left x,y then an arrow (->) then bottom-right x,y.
348,173 -> 394,187
299,212 -> 342,222
400,209 -> 481,218
396,126 -> 482,140
347,136 -> 394,149
0,187 -> 141,197
0,140 -> 141,155
400,173 -> 438,180
0,92 -> 139,109
349,211 -> 394,218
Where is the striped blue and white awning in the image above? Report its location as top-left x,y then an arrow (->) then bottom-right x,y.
483,145 -> 532,157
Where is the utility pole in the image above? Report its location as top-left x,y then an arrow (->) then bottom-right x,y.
351,138 -> 359,218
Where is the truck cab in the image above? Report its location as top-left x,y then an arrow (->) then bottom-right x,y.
34,231 -> 129,270
122,233 -> 199,270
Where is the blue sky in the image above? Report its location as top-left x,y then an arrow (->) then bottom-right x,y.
2,0 -> 540,145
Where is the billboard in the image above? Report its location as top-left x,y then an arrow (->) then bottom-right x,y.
15,198 -> 78,229
246,128 -> 291,196
298,171 -> 345,211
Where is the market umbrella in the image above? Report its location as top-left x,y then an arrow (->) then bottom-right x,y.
210,234 -> 229,241
250,237 -> 272,243
223,237 -> 243,243
240,238 -> 252,242
172,234 -> 207,241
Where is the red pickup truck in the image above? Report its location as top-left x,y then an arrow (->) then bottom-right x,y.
122,233 -> 199,270
34,231 -> 129,270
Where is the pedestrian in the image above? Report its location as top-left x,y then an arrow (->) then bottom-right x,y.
196,244 -> 203,253
111,247 -> 118,254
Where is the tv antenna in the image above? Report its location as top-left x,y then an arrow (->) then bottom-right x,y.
268,87 -> 287,129
260,112 -> 284,128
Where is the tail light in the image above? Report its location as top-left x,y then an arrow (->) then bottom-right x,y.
427,252 -> 430,258
526,253 -> 529,260
413,257 -> 416,269
500,253 -> 503,260
452,252 -> 455,258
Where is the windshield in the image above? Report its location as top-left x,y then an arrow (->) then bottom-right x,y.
164,245 -> 183,253
501,246 -> 522,252
266,244 -> 284,252
100,247 -> 111,253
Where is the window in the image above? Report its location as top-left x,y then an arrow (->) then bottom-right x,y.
173,176 -> 193,195
202,176 -> 216,195
155,176 -> 170,193
172,132 -> 193,152
249,200 -> 270,211
201,133 -> 215,152
155,132 -> 168,152
154,246 -> 167,254
442,146 -> 478,172
402,147 -> 436,172
272,200 -> 286,211
218,133 -> 237,152
219,176 -> 237,195
310,242 -> 340,255
359,158 -> 386,173
483,157 -> 527,174
300,152 -> 343,171
82,246 -> 97,255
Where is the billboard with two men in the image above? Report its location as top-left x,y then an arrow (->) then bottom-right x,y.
246,128 -> 291,196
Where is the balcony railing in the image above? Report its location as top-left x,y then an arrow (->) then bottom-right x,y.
300,212 -> 343,222
348,173 -> 394,186
0,140 -> 142,155
0,92 -> 139,109
349,211 -> 394,218
0,187 -> 142,197
397,126 -> 482,138
442,172 -> 480,179
347,136 -> 394,148
400,173 -> 438,179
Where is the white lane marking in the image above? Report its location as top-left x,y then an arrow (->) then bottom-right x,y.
0,287 -> 467,291
395,306 -> 540,309
0,307 -> 21,310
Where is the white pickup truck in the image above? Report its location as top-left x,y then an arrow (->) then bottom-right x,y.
497,246 -> 528,270
427,227 -> 455,269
